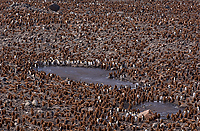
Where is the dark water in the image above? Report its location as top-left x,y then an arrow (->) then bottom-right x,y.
38,66 -> 135,88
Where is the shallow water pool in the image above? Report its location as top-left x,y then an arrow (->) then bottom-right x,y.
134,101 -> 183,119
38,66 -> 183,118
38,66 -> 135,88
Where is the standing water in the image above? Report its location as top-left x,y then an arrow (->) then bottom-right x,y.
38,66 -> 184,119
38,66 -> 135,88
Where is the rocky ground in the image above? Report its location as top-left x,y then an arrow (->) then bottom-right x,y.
0,0 -> 199,130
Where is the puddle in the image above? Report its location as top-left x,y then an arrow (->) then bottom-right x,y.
37,66 -> 183,118
37,66 -> 135,88
134,101 -> 183,119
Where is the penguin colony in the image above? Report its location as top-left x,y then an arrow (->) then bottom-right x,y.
0,0 -> 199,130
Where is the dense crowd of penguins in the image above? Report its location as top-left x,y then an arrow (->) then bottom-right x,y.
0,0 -> 199,130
